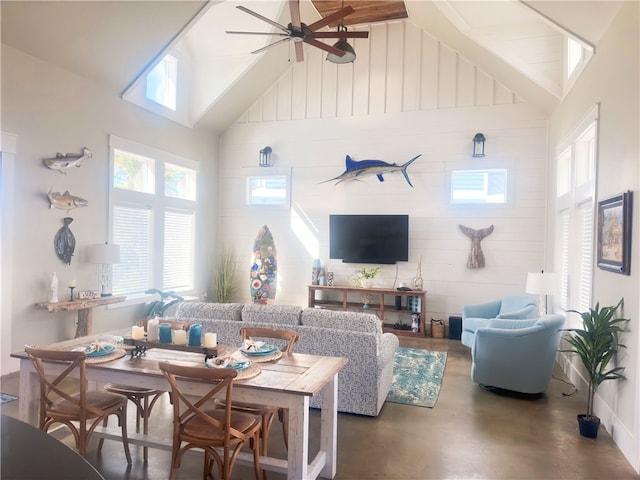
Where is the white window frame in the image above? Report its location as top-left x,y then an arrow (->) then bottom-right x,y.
563,35 -> 594,98
245,167 -> 292,208
108,135 -> 198,303
146,54 -> 178,111
555,105 -> 598,326
122,46 -> 192,127
450,168 -> 508,205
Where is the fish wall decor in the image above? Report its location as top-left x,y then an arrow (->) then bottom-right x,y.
54,217 -> 76,265
47,188 -> 88,212
43,147 -> 92,174
459,224 -> 494,269
322,154 -> 421,187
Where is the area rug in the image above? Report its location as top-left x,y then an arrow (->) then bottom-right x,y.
386,347 -> 447,408
0,393 -> 18,405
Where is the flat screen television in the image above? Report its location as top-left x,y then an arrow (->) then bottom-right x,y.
329,214 -> 409,264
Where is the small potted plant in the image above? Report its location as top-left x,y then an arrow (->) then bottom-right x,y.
560,298 -> 629,438
214,245 -> 237,303
351,266 -> 382,288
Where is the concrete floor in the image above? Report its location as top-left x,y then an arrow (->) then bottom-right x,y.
2,336 -> 638,479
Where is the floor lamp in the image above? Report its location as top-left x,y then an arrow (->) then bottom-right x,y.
526,270 -> 559,315
87,243 -> 121,297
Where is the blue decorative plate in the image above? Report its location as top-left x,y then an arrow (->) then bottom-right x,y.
240,344 -> 278,356
85,345 -> 116,357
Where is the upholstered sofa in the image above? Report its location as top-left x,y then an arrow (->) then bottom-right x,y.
470,314 -> 565,394
461,295 -> 538,347
174,302 -> 399,417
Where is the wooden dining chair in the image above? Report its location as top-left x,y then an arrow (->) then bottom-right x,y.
224,327 -> 299,465
99,384 -> 164,461
159,361 -> 262,480
24,346 -> 132,464
99,319 -> 188,461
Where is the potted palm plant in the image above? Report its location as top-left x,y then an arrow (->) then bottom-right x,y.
560,298 -> 629,438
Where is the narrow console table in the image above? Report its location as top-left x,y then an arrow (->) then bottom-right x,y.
35,296 -> 126,338
308,285 -> 426,337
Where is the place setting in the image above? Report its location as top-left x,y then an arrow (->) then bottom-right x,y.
71,338 -> 127,364
205,349 -> 262,380
237,338 -> 283,363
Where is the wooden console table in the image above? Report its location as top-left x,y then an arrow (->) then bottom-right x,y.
308,285 -> 426,337
35,296 -> 126,338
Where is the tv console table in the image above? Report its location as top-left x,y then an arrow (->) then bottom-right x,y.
308,285 -> 426,337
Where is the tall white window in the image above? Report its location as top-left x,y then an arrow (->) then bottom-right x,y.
555,106 -> 598,325
109,136 -> 197,297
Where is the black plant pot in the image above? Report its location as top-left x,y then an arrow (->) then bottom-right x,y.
577,414 -> 600,438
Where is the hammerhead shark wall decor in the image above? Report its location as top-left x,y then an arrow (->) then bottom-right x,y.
459,224 -> 494,269
322,154 -> 421,187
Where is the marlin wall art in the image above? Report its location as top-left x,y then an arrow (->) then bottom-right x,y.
322,154 -> 421,187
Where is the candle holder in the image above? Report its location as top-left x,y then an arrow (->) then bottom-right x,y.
69,286 -> 75,301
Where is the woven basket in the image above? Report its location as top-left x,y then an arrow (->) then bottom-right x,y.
431,320 -> 445,338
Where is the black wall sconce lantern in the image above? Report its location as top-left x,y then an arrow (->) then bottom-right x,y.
472,133 -> 486,157
259,146 -> 272,167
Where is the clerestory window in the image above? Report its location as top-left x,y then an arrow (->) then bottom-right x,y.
146,54 -> 178,111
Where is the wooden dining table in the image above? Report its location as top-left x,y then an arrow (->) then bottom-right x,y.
12,332 -> 348,480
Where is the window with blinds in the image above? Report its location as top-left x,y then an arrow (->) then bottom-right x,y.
451,169 -> 507,204
555,105 -> 597,325
109,136 -> 198,297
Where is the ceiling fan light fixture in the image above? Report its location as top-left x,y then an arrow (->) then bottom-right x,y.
326,24 -> 357,64
327,38 -> 356,63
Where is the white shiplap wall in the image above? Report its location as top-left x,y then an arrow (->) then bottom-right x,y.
219,20 -> 548,324
238,21 -> 522,124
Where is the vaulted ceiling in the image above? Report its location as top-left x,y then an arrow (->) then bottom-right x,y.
1,1 -> 625,133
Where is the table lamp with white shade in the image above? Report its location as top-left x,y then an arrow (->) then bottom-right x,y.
526,270 -> 560,315
87,243 -> 120,297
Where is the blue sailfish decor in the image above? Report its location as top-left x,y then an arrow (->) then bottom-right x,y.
322,154 -> 421,187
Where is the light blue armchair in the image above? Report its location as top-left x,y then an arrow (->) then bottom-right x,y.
461,295 -> 538,347
471,314 -> 565,395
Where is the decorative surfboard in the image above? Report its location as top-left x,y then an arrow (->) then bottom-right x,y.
250,225 -> 277,304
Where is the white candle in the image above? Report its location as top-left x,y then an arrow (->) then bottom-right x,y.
68,280 -> 77,288
147,318 -> 159,342
173,329 -> 187,345
204,333 -> 217,348
131,325 -> 145,340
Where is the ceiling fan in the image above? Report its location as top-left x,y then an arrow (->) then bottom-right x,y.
226,0 -> 369,62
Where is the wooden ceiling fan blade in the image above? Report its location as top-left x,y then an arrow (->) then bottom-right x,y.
250,38 -> 291,55
236,5 -> 290,34
294,42 -> 304,62
307,6 -> 354,32
305,38 -> 346,57
289,0 -> 302,30
312,31 -> 369,39
226,31 -> 290,37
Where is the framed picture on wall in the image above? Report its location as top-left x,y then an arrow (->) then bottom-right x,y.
597,190 -> 633,275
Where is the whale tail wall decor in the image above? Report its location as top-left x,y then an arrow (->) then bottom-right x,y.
459,224 -> 494,269
322,154 -> 421,187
